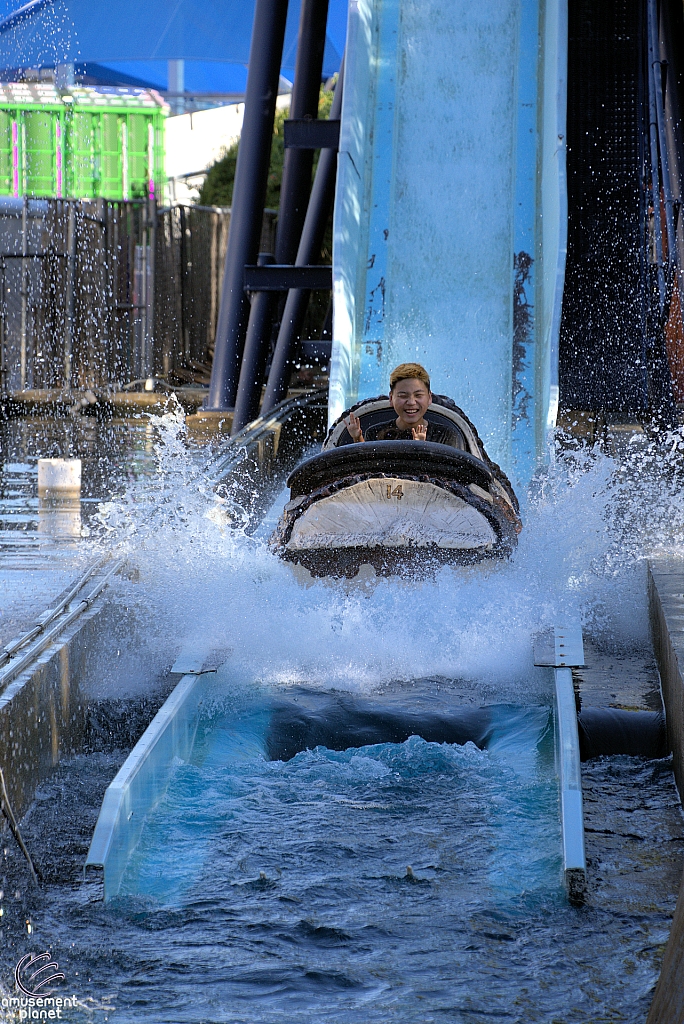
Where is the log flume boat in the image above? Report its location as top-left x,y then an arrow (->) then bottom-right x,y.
271,395 -> 522,578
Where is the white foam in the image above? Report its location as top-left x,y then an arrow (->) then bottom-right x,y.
94,408 -> 684,700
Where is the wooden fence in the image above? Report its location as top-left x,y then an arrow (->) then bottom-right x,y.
0,198 -> 277,394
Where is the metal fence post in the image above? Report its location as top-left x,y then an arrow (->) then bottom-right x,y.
0,258 -> 5,394
147,197 -> 156,376
140,201 -> 148,378
63,201 -> 76,390
19,194 -> 27,389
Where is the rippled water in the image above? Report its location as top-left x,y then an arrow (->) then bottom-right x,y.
0,416 -> 168,644
2,411 -> 684,1021
8,737 -> 680,1024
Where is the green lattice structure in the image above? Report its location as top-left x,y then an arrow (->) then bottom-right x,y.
0,84 -> 167,200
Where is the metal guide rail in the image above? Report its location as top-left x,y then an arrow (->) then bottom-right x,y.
535,623 -> 587,901
0,555 -> 124,693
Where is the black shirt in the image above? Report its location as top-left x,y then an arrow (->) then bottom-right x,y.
363,421 -> 465,449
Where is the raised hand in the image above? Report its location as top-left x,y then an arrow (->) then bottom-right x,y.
345,412 -> 365,442
412,422 -> 428,441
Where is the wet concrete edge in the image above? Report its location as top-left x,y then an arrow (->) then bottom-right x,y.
0,600 -> 131,819
647,559 -> 684,1024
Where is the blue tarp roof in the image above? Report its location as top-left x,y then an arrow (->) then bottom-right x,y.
79,61 -> 251,95
0,0 -> 347,87
89,61 -> 251,96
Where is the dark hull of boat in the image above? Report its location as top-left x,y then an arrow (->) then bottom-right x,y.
277,536 -> 513,579
271,442 -> 521,579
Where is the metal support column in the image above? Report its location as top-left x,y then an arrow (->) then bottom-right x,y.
206,0 -> 290,411
231,253 -> 277,433
275,0 -> 331,267
262,64 -> 343,414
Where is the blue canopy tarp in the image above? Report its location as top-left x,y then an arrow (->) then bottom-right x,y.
0,0 -> 346,85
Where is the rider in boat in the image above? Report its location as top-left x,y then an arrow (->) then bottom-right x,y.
270,360 -> 521,575
344,363 -> 465,447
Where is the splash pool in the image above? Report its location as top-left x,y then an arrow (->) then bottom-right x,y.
1,409 -> 684,1021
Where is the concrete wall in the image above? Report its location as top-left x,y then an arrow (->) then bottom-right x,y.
646,561 -> 684,1024
0,600 -> 131,818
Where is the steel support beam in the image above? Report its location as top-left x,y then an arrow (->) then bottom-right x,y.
243,265 -> 333,291
262,63 -> 343,414
275,0 -> 331,267
284,118 -> 340,149
206,0 -> 289,411
232,254 -> 277,435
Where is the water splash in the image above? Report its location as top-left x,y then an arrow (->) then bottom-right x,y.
0,0 -> 77,71
94,412 -> 684,698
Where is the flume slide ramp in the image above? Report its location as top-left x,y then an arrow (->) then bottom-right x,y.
85,628 -> 586,902
330,0 -> 567,487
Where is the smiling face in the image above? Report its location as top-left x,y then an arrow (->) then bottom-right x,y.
390,377 -> 432,429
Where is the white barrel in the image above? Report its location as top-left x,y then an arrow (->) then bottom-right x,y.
37,458 -> 82,496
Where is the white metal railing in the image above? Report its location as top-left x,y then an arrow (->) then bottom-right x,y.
0,557 -> 123,693
535,623 -> 587,900
84,645 -> 215,900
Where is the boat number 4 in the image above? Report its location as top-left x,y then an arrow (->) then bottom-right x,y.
385,483 -> 404,500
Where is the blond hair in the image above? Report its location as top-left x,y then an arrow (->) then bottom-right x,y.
389,362 -> 431,392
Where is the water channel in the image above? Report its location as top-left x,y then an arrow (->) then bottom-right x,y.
1,411 -> 683,1022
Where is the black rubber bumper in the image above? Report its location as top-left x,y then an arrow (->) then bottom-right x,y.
286,440 -> 494,499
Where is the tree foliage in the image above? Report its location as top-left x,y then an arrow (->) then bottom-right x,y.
198,88 -> 335,346
198,88 -> 334,211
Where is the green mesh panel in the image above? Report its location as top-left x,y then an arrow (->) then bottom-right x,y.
24,110 -> 55,196
69,111 -> 96,198
0,98 -> 165,200
126,114 -> 149,198
100,112 -> 122,199
0,111 -> 13,194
